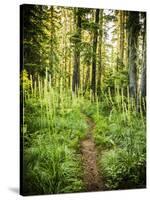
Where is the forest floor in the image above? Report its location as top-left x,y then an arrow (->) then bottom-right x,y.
81,116 -> 104,191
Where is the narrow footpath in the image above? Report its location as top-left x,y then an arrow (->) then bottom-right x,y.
81,117 -> 104,191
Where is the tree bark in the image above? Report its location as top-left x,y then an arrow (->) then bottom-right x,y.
140,13 -> 146,98
83,64 -> 90,94
128,12 -> 139,98
49,6 -> 54,85
72,8 -> 81,93
140,13 -> 146,113
97,10 -> 103,97
91,9 -> 100,98
120,11 -> 125,66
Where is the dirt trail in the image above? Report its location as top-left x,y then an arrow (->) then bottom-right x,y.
81,117 -> 104,191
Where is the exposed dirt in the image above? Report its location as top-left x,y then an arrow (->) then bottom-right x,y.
81,117 -> 104,191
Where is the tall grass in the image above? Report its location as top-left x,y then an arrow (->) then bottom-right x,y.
22,73 -> 87,195
91,86 -> 146,189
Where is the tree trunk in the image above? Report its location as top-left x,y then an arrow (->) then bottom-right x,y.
140,13 -> 146,112
49,6 -> 54,85
68,11 -> 73,89
120,11 -> 125,66
91,9 -> 100,98
140,13 -> 146,98
72,8 -> 81,93
117,11 -> 125,70
97,10 -> 103,97
83,64 -> 90,94
124,11 -> 129,69
128,12 -> 139,98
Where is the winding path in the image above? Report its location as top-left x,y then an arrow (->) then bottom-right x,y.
81,117 -> 104,191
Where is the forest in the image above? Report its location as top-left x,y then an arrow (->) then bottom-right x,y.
20,4 -> 146,195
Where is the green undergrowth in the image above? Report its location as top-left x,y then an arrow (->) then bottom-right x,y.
80,89 -> 146,190
91,97 -> 146,189
95,110 -> 145,189
22,86 -> 87,195
22,76 -> 146,192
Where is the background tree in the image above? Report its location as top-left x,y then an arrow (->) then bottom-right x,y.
97,10 -> 103,97
72,8 -> 82,92
140,12 -> 146,98
139,12 -> 146,112
127,11 -> 140,98
91,9 -> 100,98
23,5 -> 50,80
